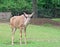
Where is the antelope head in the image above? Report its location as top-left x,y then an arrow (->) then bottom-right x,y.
23,12 -> 34,26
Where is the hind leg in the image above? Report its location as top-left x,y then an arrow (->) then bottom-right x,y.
11,28 -> 17,45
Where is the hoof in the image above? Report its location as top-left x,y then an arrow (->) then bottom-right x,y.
12,43 -> 14,45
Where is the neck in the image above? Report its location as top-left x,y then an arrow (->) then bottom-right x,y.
24,14 -> 27,19
24,18 -> 30,26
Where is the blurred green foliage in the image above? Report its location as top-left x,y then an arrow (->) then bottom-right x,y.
0,0 -> 60,17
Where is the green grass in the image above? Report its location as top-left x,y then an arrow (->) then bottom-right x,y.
0,23 -> 60,47
52,18 -> 60,22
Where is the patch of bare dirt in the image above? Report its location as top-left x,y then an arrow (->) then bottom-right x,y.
30,18 -> 60,26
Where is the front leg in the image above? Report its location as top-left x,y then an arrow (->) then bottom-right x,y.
24,27 -> 27,44
20,28 -> 22,45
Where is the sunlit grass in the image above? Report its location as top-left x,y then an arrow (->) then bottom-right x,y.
0,23 -> 60,47
52,18 -> 60,22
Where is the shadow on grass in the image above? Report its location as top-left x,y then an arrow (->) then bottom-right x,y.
4,41 -> 32,45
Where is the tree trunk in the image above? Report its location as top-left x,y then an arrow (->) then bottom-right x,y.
32,0 -> 38,18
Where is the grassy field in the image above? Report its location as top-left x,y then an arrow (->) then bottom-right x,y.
0,23 -> 60,47
52,18 -> 60,22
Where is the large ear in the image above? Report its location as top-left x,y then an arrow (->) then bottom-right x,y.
23,12 -> 27,16
30,12 -> 34,17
